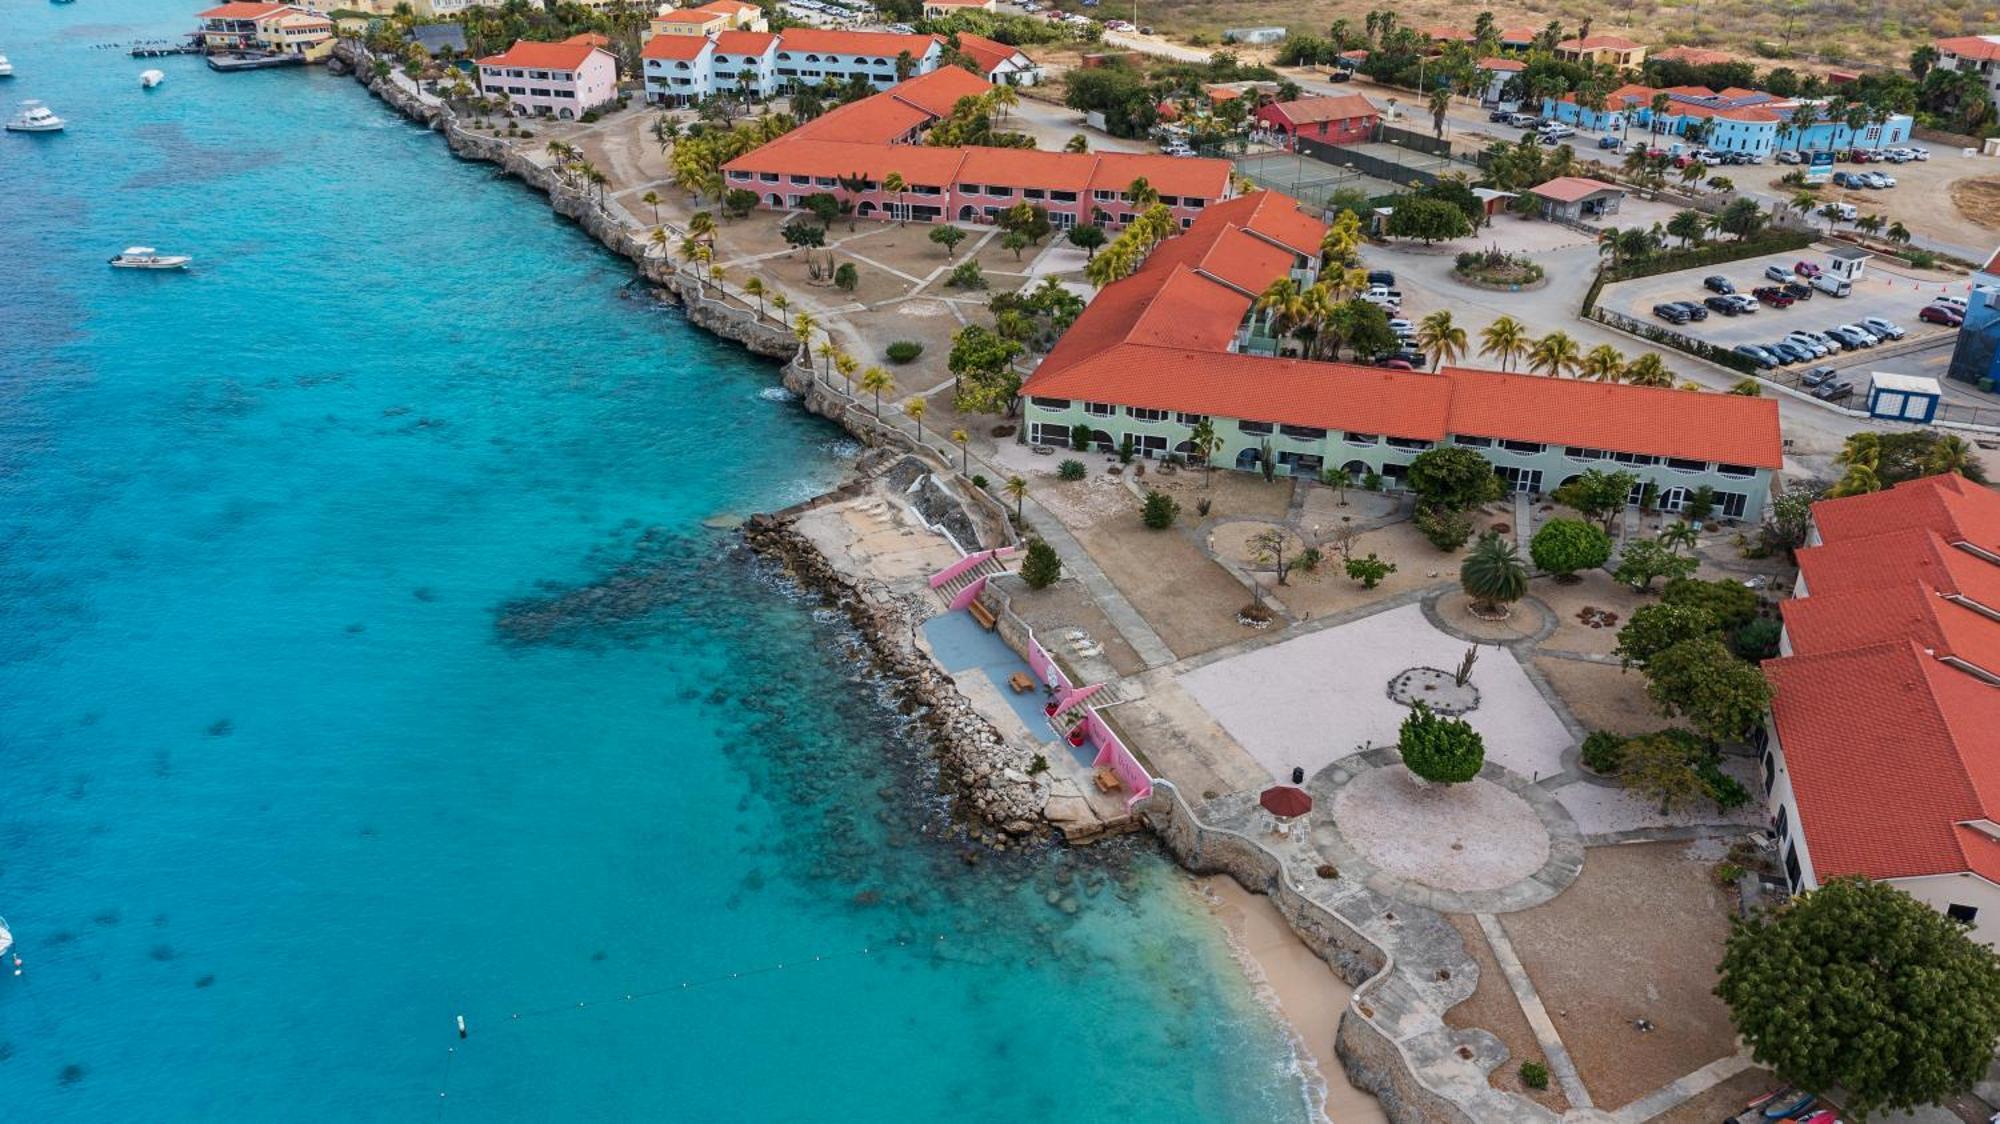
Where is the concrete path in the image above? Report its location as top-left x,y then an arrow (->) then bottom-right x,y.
1014,493 -> 1178,669
1476,913 -> 1594,1110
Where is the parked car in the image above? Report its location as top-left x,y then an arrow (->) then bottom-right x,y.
1812,275 -> 1851,297
1920,304 -> 1965,327
1782,281 -> 1815,301
1775,150 -> 1803,165
1766,341 -> 1808,364
1539,123 -> 1576,140
1387,317 -> 1414,333
1489,109 -> 1515,123
1378,358 -> 1414,370
1752,286 -> 1795,308
1911,146 -> 1930,160
1598,134 -> 1622,150
1795,329 -> 1837,352
1840,322 -> 1882,344
1729,293 -> 1760,314
1873,172 -> 1897,188
1832,171 -> 1866,188
1861,316 -> 1906,340
1801,365 -> 1839,387
1794,261 -> 1822,279
1671,300 -> 1709,321
1653,302 -> 1692,324
1732,344 -> 1779,369
1931,295 -> 1969,313
1328,69 -> 1353,82
1783,332 -> 1828,358
1704,275 -> 1736,294
1704,295 -> 1742,316
1825,325 -> 1872,348
1765,264 -> 1798,284
1812,379 -> 1855,402
1368,270 -> 1396,288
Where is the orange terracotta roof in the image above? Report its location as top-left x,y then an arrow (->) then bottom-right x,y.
957,146 -> 1096,192
1765,640 -> 2000,881
198,1 -> 292,17
1435,366 -> 1781,468
1799,526 -> 2000,609
1141,223 -> 1299,295
1498,26 -> 1538,42
563,32 -> 610,47
724,136 -> 967,186
692,0 -> 760,13
887,64 -> 994,116
478,40 -> 604,71
1422,25 -> 1474,41
1085,151 -> 1232,200
1936,35 -> 2000,62
1478,57 -> 1526,71
1809,475 -> 2000,557
1530,175 -> 1623,203
713,30 -> 778,55
655,9 -> 724,22
954,32 -> 1026,75
1199,190 -> 1329,259
776,28 -> 940,59
1676,103 -> 1782,123
642,34 -> 713,60
1260,94 -> 1379,127
1559,34 -> 1644,50
1606,83 -> 1659,104
1782,582 -> 2000,677
1124,268 -> 1258,351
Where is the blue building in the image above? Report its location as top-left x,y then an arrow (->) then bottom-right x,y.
1946,250 -> 2000,394
1539,84 -> 1913,156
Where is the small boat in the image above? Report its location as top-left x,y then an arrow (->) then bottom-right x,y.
0,915 -> 10,959
108,246 -> 191,269
0,54 -> 15,78
5,99 -> 63,132
1765,1092 -> 1817,1119
140,68 -> 164,88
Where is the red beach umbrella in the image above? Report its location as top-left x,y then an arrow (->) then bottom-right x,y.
1259,785 -> 1313,820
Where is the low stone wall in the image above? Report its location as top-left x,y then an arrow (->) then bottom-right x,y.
1914,124 -> 1983,151
1137,782 -> 1480,1124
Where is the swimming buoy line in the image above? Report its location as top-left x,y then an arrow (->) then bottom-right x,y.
432,933 -> 951,1111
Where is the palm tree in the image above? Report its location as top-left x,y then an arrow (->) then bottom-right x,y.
1527,331 -> 1582,378
903,397 -> 926,443
1125,176 -> 1160,208
1479,316 -> 1531,373
642,190 -> 661,225
1188,418 -> 1222,485
1925,434 -> 1979,478
816,337 -> 838,375
1460,533 -> 1528,615
1666,209 -> 1706,248
1829,462 -> 1881,497
1578,343 -> 1625,382
834,351 -> 859,394
1415,310 -> 1467,371
649,225 -> 670,259
882,171 -> 907,224
951,428 -> 970,474
1658,521 -> 1698,553
1886,221 -> 1911,247
1064,133 -> 1089,153
771,292 -> 790,319
1004,475 -> 1028,520
791,311 -> 818,355
985,83 -> 1019,121
860,366 -> 892,416
743,276 -> 766,319
688,210 -> 717,245
1816,202 -> 1847,234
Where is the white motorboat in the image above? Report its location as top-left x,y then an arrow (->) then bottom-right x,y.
140,68 -> 164,88
109,246 -> 192,269
5,99 -> 63,132
0,54 -> 15,78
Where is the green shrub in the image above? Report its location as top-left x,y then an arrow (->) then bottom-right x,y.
1520,1062 -> 1550,1091
1415,504 -> 1474,551
886,340 -> 924,364
1662,578 -> 1761,632
1345,552 -> 1396,588
1581,731 -> 1627,773
1118,434 -> 1135,464
1363,470 -> 1383,492
1295,547 -> 1324,573
1696,756 -> 1751,810
948,260 -> 987,289
1140,490 -> 1180,529
1399,702 -> 1485,784
1732,617 -> 1783,661
1057,459 -> 1086,481
1020,538 -> 1062,589
1532,518 -> 1613,580
834,262 -> 859,291
1070,423 -> 1092,451
971,474 -> 988,489
1907,249 -> 1937,269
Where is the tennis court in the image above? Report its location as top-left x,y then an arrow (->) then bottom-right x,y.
1228,148 -> 1402,210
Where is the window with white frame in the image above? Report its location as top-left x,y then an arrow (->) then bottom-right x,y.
1126,406 -> 1167,421
1083,401 -> 1115,417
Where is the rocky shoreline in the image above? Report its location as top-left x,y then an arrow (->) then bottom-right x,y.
743,505 -> 1053,849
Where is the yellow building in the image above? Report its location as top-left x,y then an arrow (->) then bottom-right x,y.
647,0 -> 766,40
195,3 -> 335,60
1554,34 -> 1647,68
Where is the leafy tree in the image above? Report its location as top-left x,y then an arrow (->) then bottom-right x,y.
948,260 -> 987,289
1250,528 -> 1294,586
1345,552 -> 1396,589
1460,533 -> 1527,614
1140,490 -> 1181,530
1716,877 -> 2000,1120
782,217 -> 825,249
801,192 -> 842,228
1069,423 -> 1092,452
1398,702 -> 1485,784
833,261 -> 859,291
1644,637 -> 1770,742
1614,538 -> 1699,592
1406,447 -> 1504,512
1066,224 -> 1107,259
1385,196 -> 1473,244
1415,505 -> 1474,551
1020,539 -> 1063,590
1661,578 -> 1761,633
1619,729 -> 1711,813
947,324 -> 1024,414
997,202 -> 1052,244
1615,602 -> 1719,669
1553,468 -> 1638,533
1001,230 -> 1031,260
928,225 -> 967,258
1529,519 -> 1611,581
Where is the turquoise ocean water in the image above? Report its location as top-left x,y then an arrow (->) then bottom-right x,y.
0,5 -> 1320,1119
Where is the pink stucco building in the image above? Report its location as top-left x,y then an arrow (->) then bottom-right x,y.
477,39 -> 620,120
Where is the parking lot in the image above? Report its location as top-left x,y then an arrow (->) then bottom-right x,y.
1603,247 -> 1962,368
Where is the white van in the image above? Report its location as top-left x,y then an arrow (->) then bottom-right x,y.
1812,275 -> 1851,297
1539,123 -> 1576,140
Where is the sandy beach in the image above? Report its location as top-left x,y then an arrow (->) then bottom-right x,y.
1198,876 -> 1391,1124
